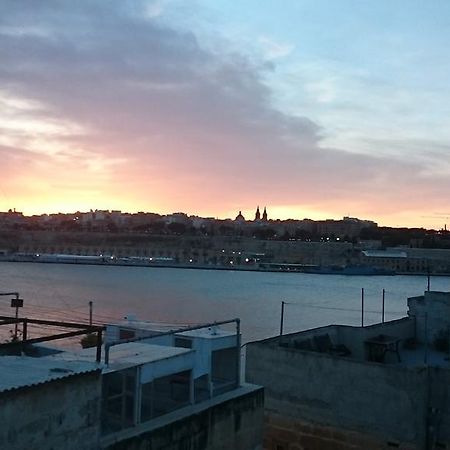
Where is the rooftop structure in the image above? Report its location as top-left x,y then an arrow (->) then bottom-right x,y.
246,291 -> 450,450
0,312 -> 263,450
0,355 -> 99,394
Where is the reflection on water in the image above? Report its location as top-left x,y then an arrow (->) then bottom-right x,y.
0,262 -> 448,342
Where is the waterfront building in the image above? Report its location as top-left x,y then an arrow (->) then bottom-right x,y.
360,248 -> 450,274
246,290 -> 450,449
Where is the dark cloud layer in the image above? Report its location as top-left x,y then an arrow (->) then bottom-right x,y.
0,1 -> 448,222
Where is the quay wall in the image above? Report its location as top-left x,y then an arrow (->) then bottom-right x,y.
1,231 -> 353,266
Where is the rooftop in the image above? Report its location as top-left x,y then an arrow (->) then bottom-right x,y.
178,326 -> 236,340
46,342 -> 193,372
0,355 -> 99,394
269,319 -> 450,369
109,319 -> 185,334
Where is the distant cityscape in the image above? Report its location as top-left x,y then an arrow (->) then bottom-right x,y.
1,206 -> 450,275
1,206 -> 448,242
1,206 -> 381,240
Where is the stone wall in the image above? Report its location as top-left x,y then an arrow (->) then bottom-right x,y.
0,371 -> 101,450
428,367 -> 450,447
4,230 -> 353,266
103,385 -> 264,450
246,341 -> 429,450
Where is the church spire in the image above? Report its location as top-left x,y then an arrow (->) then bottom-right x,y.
254,206 -> 260,221
262,206 -> 268,221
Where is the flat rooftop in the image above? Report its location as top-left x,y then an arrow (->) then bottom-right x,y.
109,320 -> 185,334
269,321 -> 450,369
178,327 -> 236,340
46,342 -> 193,371
395,345 -> 450,369
105,343 -> 193,371
0,356 -> 99,394
109,320 -> 237,341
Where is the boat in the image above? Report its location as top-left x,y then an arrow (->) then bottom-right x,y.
302,264 -> 395,275
259,262 -> 395,275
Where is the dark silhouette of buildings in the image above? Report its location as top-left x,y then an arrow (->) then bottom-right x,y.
262,207 -> 268,222
254,206 -> 260,221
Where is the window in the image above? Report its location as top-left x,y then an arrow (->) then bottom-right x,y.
101,368 -> 136,435
174,337 -> 192,348
141,370 -> 191,420
119,328 -> 135,340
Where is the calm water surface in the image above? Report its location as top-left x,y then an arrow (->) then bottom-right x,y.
1,262 -> 449,342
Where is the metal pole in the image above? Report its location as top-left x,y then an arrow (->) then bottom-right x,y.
105,317 -> 240,362
361,288 -> 364,327
22,318 -> 27,354
22,319 -> 27,341
382,289 -> 385,323
280,301 -> 285,337
89,301 -> 93,326
96,329 -> 102,363
0,292 -> 23,341
424,313 -> 428,364
14,293 -> 19,340
427,267 -> 431,292
236,319 -> 241,387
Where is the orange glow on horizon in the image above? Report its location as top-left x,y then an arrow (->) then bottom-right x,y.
1,196 -> 446,230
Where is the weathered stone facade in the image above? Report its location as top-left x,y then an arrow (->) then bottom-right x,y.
0,371 -> 101,450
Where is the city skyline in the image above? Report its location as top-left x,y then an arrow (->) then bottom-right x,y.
1,1 -> 450,229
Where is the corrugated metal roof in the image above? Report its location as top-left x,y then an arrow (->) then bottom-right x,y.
0,356 -> 100,394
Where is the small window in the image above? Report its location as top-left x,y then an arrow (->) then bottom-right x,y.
174,337 -> 192,348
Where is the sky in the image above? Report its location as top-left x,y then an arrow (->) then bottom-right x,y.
1,0 -> 450,229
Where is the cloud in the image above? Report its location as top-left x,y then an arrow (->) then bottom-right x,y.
258,35 -> 294,60
0,1 -> 448,225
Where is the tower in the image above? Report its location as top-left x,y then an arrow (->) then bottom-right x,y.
262,207 -> 268,221
254,206 -> 260,221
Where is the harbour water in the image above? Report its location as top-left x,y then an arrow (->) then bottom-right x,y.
0,261 -> 449,343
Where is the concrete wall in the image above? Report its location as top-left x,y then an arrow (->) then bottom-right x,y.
408,291 -> 450,345
103,385 -> 264,450
428,368 -> 450,448
246,342 -> 428,449
0,371 -> 101,450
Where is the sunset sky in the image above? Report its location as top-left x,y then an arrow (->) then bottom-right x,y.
1,1 -> 450,229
